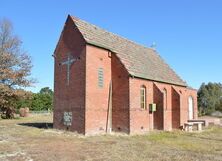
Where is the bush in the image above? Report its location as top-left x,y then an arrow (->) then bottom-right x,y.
12,87 -> 53,113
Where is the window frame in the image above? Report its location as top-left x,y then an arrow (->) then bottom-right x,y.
140,85 -> 147,109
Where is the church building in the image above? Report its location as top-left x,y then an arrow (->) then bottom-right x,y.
53,15 -> 197,135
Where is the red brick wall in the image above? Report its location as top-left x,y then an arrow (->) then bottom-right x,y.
85,45 -> 112,135
111,54 -> 130,133
173,86 -> 198,125
154,82 -> 174,131
172,87 -> 180,129
129,78 -> 154,134
188,89 -> 198,119
53,16 -> 86,133
153,83 -> 164,130
128,78 -> 198,134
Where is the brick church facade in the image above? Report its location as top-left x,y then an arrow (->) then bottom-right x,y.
53,15 -> 197,135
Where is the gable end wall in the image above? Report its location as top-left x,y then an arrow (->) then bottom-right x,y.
53,17 -> 86,134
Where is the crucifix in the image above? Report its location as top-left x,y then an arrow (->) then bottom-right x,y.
60,53 -> 79,85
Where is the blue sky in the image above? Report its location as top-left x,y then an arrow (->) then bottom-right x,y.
0,0 -> 221,92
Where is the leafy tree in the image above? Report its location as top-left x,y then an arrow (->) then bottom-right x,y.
0,19 -> 34,118
31,93 -> 44,111
31,87 -> 53,111
11,87 -> 53,112
40,87 -> 53,95
15,90 -> 33,110
198,82 -> 222,115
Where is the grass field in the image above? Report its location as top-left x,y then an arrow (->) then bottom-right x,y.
0,114 -> 222,161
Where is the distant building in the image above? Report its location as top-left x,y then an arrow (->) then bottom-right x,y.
53,15 -> 197,135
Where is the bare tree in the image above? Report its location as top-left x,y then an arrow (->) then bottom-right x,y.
0,19 -> 35,118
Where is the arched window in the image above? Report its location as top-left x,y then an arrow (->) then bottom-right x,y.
140,85 -> 146,109
188,96 -> 194,120
163,88 -> 167,110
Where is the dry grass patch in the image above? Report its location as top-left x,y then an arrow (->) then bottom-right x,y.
0,114 -> 222,161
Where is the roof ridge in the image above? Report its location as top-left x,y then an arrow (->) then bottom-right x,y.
70,15 -> 154,51
69,15 -> 187,87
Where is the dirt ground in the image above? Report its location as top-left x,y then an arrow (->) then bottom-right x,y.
0,114 -> 222,161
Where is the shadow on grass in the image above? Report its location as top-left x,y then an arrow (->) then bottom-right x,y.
18,122 -> 53,129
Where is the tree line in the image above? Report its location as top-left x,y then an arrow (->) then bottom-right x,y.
16,87 -> 53,112
198,82 -> 222,115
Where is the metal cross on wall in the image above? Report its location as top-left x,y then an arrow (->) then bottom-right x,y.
60,53 -> 78,85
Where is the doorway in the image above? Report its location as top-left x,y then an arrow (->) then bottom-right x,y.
153,85 -> 164,130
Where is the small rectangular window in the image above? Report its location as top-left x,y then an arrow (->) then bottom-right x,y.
140,86 -> 146,109
98,68 -> 104,88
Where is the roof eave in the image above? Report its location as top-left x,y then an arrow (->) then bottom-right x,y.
129,74 -> 187,87
85,41 -> 187,87
86,41 -> 112,52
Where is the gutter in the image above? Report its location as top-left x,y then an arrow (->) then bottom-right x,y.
129,74 -> 187,88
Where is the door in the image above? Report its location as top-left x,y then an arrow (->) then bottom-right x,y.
188,96 -> 194,120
